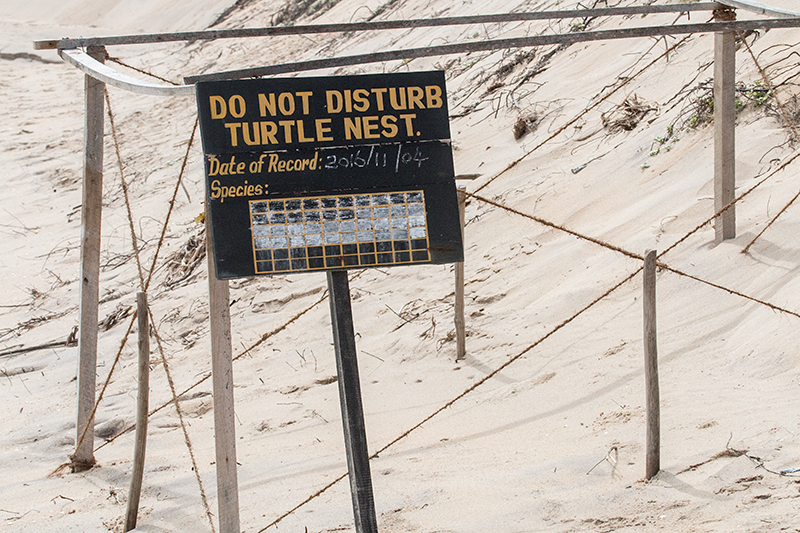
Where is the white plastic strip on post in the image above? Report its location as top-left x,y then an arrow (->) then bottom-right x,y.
718,0 -> 800,19
59,49 -> 194,97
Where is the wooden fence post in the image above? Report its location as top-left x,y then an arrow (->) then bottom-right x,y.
73,45 -> 106,472
454,187 -> 466,361
206,217 -> 240,533
125,292 -> 150,531
643,249 -> 660,480
714,7 -> 736,243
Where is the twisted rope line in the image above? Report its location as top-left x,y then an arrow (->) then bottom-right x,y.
467,191 -> 800,317
106,54 -> 182,86
105,89 -> 146,289
148,306 -> 217,532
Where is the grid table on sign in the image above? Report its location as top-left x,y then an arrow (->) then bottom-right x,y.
249,191 -> 430,274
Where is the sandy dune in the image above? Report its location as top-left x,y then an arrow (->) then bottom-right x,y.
2,0 -> 800,531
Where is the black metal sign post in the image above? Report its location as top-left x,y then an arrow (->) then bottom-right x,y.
195,71 -> 461,532
327,270 -> 378,533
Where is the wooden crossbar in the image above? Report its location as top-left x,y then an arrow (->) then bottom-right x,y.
54,14 -> 800,94
186,18 -> 800,83
34,3 -> 719,50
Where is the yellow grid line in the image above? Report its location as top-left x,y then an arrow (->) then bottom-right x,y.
249,190 -> 430,274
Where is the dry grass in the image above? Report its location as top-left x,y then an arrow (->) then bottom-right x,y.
601,94 -> 656,134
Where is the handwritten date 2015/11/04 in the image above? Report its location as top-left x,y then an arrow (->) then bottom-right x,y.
322,144 -> 430,173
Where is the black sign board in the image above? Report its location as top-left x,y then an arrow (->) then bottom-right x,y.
196,71 -> 462,279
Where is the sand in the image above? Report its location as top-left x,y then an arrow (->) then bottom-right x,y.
2,0 -> 800,531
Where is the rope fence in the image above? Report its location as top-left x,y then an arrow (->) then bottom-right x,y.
254,154 -> 800,529
37,2 -> 800,530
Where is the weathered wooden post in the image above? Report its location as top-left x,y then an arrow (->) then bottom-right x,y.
72,45 -> 106,472
125,292 -> 150,531
206,216 -> 240,533
454,187 -> 467,361
714,6 -> 737,243
643,249 -> 660,480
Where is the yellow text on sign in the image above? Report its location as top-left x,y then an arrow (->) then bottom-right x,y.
206,84 -> 443,147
